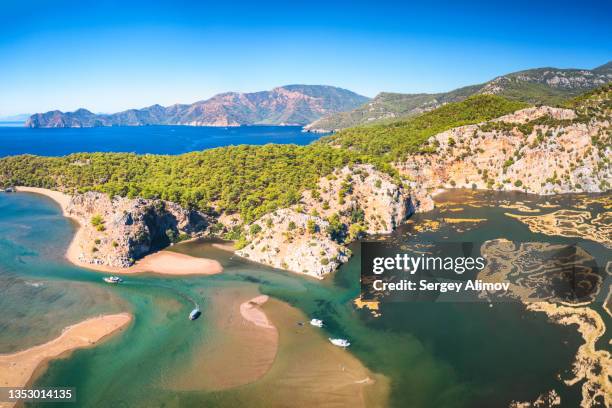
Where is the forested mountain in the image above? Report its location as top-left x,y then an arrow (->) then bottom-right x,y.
305,62 -> 612,131
25,85 -> 369,128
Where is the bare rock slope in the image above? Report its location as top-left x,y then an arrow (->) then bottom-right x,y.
67,192 -> 210,268
400,104 -> 610,199
237,165 -> 412,278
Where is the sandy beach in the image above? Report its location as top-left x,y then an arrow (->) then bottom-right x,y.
16,187 -> 222,276
0,313 -> 132,408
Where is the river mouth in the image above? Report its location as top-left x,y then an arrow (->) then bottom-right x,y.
0,189 -> 609,407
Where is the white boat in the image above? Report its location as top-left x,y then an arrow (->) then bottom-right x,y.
329,338 -> 350,348
189,308 -> 201,321
310,318 -> 323,327
103,276 -> 123,284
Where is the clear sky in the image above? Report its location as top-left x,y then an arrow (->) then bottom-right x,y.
0,0 -> 610,116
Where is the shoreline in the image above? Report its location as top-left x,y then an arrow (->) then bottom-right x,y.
16,187 -> 223,276
0,313 -> 132,408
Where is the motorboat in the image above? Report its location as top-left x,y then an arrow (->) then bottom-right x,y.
189,308 -> 201,321
310,318 -> 323,327
103,276 -> 123,284
329,338 -> 350,348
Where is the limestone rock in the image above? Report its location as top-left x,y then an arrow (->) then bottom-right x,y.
66,192 -> 209,268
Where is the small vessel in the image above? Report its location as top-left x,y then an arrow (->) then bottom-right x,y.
103,276 -> 123,284
189,308 -> 201,321
310,318 -> 323,327
329,338 -> 351,348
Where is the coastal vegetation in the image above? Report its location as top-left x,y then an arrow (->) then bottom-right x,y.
318,94 -> 528,160
0,144 -> 391,223
1,86 -> 609,227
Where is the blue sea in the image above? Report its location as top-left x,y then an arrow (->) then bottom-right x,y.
0,124 -> 322,157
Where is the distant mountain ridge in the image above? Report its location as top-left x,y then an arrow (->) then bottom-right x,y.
305,61 -> 612,131
26,85 -> 369,128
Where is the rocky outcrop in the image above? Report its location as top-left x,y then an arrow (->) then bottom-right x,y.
300,164 -> 411,233
66,192 -> 210,268
397,106 -> 611,199
236,209 -> 349,278
26,85 -> 368,128
237,165 -> 412,278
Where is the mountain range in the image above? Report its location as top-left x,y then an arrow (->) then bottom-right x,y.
305,61 -> 612,131
26,62 -> 611,130
26,85 -> 369,128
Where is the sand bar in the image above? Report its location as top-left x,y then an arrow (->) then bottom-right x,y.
0,313 -> 132,408
16,187 -> 222,276
171,291 -> 278,391
240,295 -> 275,329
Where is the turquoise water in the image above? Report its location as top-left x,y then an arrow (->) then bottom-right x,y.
2,191 -> 609,406
0,125 -> 321,157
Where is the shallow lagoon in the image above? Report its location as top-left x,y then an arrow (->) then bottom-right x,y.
1,190 -> 609,407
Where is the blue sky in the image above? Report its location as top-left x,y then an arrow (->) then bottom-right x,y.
0,0 -> 610,116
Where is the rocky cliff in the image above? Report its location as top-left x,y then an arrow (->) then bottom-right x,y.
236,165 -> 412,278
397,103 -> 610,200
26,85 -> 369,128
66,192 -> 210,268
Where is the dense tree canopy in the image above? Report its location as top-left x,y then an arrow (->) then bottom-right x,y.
0,144 -> 392,222
318,94 -> 528,160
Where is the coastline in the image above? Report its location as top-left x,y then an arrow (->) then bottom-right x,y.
0,313 -> 132,408
16,187 -> 223,276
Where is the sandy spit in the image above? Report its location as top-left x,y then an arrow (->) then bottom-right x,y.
0,313 -> 132,408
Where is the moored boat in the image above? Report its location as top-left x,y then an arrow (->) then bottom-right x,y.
329,338 -> 350,348
189,308 -> 201,321
310,318 -> 323,327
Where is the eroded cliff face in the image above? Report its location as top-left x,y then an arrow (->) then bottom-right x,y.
398,105 -> 611,201
236,165 -> 412,278
66,192 -> 210,268
236,208 -> 349,278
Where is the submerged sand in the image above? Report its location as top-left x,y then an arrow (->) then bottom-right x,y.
16,187 -> 222,276
240,295 -> 275,329
170,291 -> 279,391
169,290 -> 388,406
0,313 -> 132,408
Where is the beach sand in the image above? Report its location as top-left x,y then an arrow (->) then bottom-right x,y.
240,295 -> 275,329
169,290 -> 279,391
0,313 -> 132,408
16,187 -> 222,276
168,288 -> 388,406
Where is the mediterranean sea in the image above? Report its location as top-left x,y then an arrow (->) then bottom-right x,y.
0,124 -> 321,157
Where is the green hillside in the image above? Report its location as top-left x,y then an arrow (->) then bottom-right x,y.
307,62 -> 611,131
0,145 -> 390,223
318,94 -> 528,160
